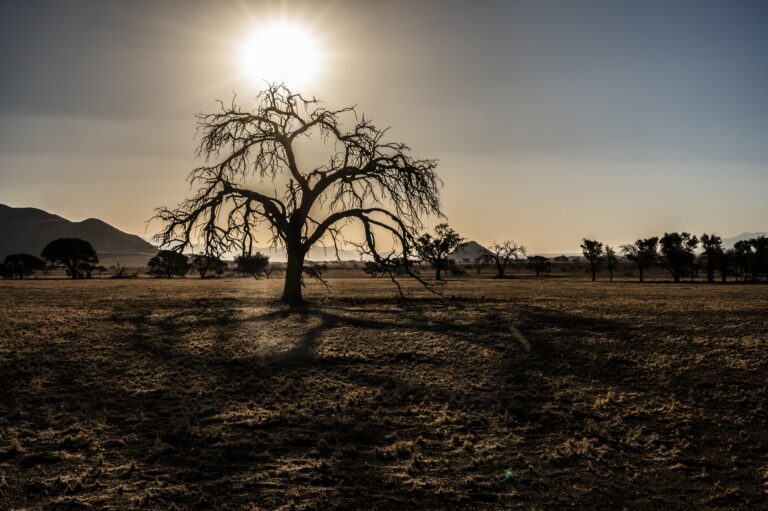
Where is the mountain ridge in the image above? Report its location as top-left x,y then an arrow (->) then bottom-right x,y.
0,204 -> 157,261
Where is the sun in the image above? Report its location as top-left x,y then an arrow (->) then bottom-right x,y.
239,21 -> 324,88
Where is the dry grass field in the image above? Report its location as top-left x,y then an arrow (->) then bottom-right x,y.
1,276 -> 767,509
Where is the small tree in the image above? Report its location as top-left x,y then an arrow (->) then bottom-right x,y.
580,239 -> 605,282
3,253 -> 46,279
363,261 -> 386,277
621,237 -> 658,283
263,264 -> 281,279
41,238 -> 99,279
659,232 -> 698,283
235,252 -> 270,278
484,241 -> 526,278
700,234 -> 723,283
191,254 -> 227,278
527,255 -> 551,277
147,250 -> 190,278
753,236 -> 768,282
719,249 -> 733,283
415,223 -> 463,281
604,245 -> 618,282
94,265 -> 108,278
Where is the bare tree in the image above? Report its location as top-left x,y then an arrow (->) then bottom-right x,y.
154,84 -> 441,305
484,241 -> 526,278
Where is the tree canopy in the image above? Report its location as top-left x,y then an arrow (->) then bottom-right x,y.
580,239 -> 605,282
154,84 -> 442,305
147,250 -> 190,278
659,232 -> 698,283
621,237 -> 658,282
415,224 -> 463,281
41,238 -> 98,279
3,253 -> 46,279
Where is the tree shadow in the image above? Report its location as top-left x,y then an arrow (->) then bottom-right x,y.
3,294 -> 763,509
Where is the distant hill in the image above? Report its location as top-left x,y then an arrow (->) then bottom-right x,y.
448,241 -> 492,261
0,204 -> 157,264
722,232 -> 767,249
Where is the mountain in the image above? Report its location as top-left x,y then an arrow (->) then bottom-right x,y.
0,204 -> 157,263
448,241 -> 492,261
722,232 -> 768,249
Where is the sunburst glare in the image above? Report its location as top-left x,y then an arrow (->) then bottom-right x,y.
239,20 -> 324,88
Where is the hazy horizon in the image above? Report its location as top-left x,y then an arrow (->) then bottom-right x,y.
1,0 -> 766,253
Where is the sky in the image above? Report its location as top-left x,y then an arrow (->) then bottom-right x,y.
0,0 -> 766,253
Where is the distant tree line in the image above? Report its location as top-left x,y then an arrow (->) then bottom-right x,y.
576,233 -> 768,283
3,232 -> 766,284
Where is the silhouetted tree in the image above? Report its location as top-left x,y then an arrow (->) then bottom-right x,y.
527,256 -> 551,277
3,253 -> 46,278
605,245 -> 618,282
94,265 -> 108,278
659,232 -> 698,283
147,250 -> 190,278
753,236 -> 768,281
483,241 -> 526,278
719,249 -> 733,283
363,261 -> 385,277
700,234 -> 723,283
154,84 -> 441,305
0,263 -> 12,279
235,252 -> 270,278
415,224 -> 463,281
732,240 -> 753,281
110,262 -> 137,279
41,238 -> 98,279
263,264 -> 281,279
78,261 -> 97,279
581,239 -> 605,282
732,236 -> 768,282
191,254 -> 227,278
621,237 -> 658,282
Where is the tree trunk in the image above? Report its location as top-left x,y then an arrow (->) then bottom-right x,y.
591,265 -> 596,282
639,267 -> 644,283
435,256 -> 441,281
282,248 -> 305,306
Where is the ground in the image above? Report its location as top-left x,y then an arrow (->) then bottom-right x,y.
1,276 -> 767,509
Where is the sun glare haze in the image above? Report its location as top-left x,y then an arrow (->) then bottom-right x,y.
239,20 -> 324,88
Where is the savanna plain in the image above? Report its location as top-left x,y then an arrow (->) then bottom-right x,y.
1,275 -> 767,509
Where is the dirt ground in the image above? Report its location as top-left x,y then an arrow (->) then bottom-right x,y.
1,276 -> 767,509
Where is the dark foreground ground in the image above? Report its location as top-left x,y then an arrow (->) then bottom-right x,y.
1,277 -> 767,509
